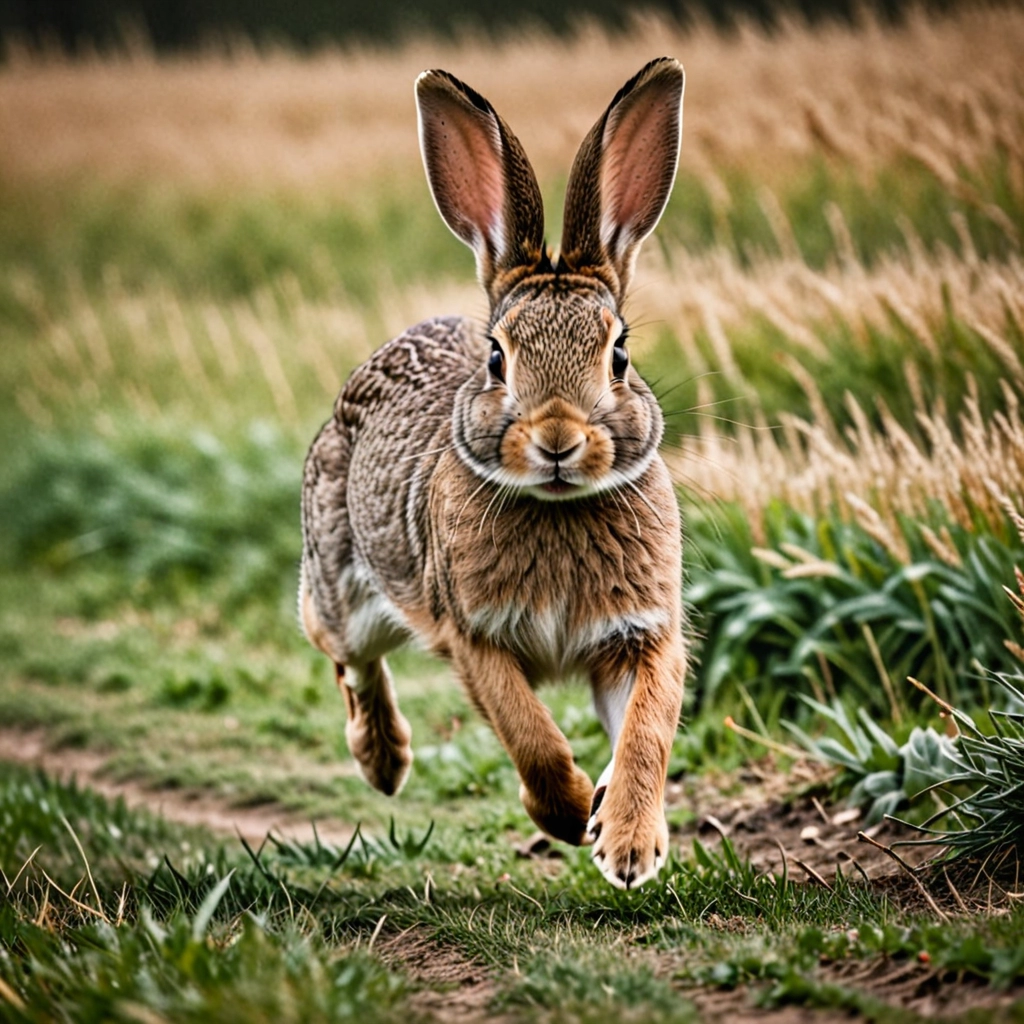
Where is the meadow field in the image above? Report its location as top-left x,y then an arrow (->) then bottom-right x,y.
2,6 -> 1024,1021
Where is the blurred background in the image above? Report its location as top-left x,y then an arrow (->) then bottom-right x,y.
0,0 -> 960,50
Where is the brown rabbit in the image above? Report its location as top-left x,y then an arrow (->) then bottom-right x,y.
300,58 -> 686,888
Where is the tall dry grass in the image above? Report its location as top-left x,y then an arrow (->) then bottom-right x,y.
11,269 -> 482,432
1,6 -> 1022,193
15,212 -> 1023,541
671,373 -> 1024,552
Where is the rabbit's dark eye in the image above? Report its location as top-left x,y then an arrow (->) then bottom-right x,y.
488,339 -> 506,383
611,344 -> 629,381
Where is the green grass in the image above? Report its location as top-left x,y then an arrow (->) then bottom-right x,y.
3,421 -> 1021,726
660,156 -> 1024,269
3,764 -> 1023,1022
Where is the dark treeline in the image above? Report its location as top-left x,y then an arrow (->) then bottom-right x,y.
1,0 -> 966,53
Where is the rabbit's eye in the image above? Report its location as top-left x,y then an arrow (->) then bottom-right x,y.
611,344 -> 629,381
488,339 -> 506,383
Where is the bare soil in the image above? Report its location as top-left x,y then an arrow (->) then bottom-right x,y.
689,957 -> 1024,1022
664,759 -> 947,897
375,928 -> 499,1022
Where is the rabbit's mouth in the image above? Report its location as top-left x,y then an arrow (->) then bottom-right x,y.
538,478 -> 581,497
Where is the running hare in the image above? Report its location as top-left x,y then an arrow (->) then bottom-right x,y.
301,58 -> 686,889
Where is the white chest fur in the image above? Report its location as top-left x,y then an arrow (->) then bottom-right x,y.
466,601 -> 669,677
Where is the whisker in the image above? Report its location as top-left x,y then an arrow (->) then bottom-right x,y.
667,413 -> 780,432
652,370 -> 723,404
587,385 -> 615,424
478,481 -> 509,537
451,475 -> 495,543
624,478 -> 665,528
660,394 -> 748,416
610,485 -> 642,540
397,443 -> 459,463
398,432 -> 507,463
660,432 -> 740,448
661,401 -> 780,432
491,484 -> 517,550
673,469 -> 738,505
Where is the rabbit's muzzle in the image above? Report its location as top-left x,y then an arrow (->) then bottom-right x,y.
499,397 -> 615,497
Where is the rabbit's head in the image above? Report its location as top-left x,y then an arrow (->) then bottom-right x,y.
417,59 -> 683,501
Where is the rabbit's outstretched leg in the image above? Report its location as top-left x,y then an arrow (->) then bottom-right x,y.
452,641 -> 594,845
587,636 -> 685,889
335,661 -> 413,797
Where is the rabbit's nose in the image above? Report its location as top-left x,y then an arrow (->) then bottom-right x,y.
534,440 -> 582,464
531,423 -> 586,464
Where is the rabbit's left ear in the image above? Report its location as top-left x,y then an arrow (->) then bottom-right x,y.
417,70 -> 546,304
559,58 -> 684,302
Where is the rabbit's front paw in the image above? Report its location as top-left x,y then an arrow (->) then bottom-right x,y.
520,763 -> 594,847
587,786 -> 669,889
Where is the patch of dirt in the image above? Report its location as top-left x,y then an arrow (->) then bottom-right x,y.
668,759 -> 943,895
688,957 -> 1024,1022
374,927 -> 498,1022
0,727 -> 354,848
3,727 -> 1014,913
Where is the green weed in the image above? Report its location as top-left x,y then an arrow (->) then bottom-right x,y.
686,502 -> 1023,717
783,697 -> 959,823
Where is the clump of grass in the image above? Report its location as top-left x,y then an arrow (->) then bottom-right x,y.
414,725 -> 515,800
672,372 -> 1024,550
498,951 -> 694,1024
0,763 -> 193,881
904,673 -> 1024,860
1,895 -> 408,1023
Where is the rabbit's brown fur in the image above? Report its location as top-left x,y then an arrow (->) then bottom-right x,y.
301,58 -> 687,888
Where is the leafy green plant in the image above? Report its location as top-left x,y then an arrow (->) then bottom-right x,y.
413,725 -> 514,799
783,697 -> 958,823
686,502 -> 1023,718
896,673 -> 1024,860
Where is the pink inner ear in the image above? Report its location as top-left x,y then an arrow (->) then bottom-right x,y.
429,110 -> 506,253
599,91 -> 678,253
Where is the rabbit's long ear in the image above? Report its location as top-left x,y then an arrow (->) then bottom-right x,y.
559,58 -> 684,302
416,70 -> 546,304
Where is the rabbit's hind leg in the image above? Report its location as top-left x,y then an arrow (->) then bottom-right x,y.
336,660 -> 413,797
300,578 -> 413,797
301,419 -> 413,796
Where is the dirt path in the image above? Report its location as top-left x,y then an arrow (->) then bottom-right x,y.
0,727 -> 355,848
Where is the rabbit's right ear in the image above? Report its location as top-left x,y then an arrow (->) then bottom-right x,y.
416,70 -> 546,305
